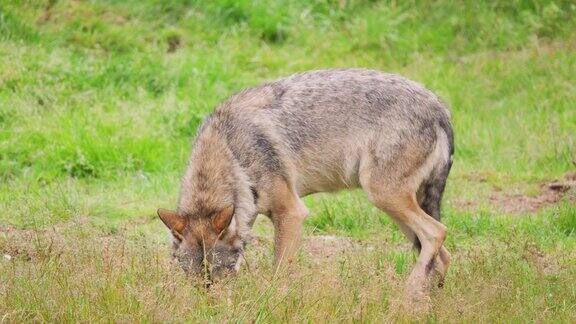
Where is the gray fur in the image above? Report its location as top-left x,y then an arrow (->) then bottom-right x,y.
166,68 -> 454,282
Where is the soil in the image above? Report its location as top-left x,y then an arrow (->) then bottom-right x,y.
523,242 -> 563,275
304,235 -> 357,260
455,172 -> 575,215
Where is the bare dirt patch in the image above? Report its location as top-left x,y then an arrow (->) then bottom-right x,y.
523,242 -> 563,276
0,225 -> 71,263
304,235 -> 357,260
490,172 -> 575,214
455,172 -> 575,214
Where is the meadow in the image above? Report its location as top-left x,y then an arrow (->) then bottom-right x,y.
1,0 -> 575,322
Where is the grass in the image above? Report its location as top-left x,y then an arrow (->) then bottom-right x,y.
1,0 -> 575,321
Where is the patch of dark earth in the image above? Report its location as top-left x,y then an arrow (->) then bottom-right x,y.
454,172 -> 575,214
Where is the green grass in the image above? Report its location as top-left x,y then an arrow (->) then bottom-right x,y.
1,0 -> 575,321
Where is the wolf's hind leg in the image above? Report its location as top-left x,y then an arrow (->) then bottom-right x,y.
395,218 -> 450,287
371,191 -> 447,304
386,204 -> 450,288
434,246 -> 451,287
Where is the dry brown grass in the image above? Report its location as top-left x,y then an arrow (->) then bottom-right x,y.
1,214 -> 575,322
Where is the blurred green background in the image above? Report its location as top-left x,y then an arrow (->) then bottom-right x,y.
1,0 -> 574,229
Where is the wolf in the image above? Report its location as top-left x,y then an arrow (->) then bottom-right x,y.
157,68 -> 454,300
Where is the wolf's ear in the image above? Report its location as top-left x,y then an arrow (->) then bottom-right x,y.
157,208 -> 187,235
212,205 -> 234,234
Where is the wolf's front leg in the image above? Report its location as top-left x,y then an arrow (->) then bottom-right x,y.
269,180 -> 309,268
272,207 -> 308,267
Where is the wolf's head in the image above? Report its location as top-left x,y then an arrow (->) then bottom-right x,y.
157,206 -> 243,282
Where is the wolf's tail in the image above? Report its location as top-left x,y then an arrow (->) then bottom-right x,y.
420,118 -> 454,222
412,119 -> 453,252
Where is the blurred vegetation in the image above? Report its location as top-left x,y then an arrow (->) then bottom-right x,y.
1,0 -> 574,182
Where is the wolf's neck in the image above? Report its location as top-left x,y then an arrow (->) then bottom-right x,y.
177,125 -> 238,216
179,121 -> 258,239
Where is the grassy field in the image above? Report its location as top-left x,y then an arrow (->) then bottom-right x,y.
1,0 -> 575,321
